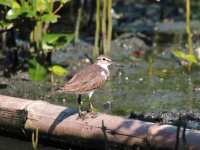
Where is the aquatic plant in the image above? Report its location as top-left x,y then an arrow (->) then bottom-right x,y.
28,58 -> 69,82
102,0 -> 107,55
172,0 -> 196,71
93,0 -> 100,58
172,50 -> 197,65
28,58 -> 47,81
49,65 -> 68,77
48,65 -> 69,83
0,0 -> 73,81
0,0 -> 73,54
93,0 -> 113,58
106,0 -> 112,56
186,0 -> 193,71
41,33 -> 74,51
74,0 -> 83,43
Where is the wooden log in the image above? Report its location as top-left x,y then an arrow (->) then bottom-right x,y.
0,95 -> 200,150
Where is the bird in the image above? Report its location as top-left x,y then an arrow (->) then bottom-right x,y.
58,55 -> 113,116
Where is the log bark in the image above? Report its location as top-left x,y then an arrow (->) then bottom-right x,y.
0,95 -> 200,150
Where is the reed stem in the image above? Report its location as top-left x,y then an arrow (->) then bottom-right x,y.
93,0 -> 100,59
102,0 -> 107,53
148,56 -> 153,78
74,0 -> 83,43
186,0 -> 193,71
106,0 -> 112,56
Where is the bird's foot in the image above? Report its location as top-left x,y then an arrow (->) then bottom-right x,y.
89,111 -> 98,118
87,104 -> 98,118
77,111 -> 88,120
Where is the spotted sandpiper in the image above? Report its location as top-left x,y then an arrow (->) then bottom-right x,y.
58,55 -> 113,115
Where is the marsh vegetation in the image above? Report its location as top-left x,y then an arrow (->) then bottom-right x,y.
1,0 -> 200,149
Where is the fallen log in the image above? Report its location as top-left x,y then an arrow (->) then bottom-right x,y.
0,95 -> 200,150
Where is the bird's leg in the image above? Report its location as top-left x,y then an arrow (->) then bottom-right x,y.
77,94 -> 82,116
88,92 -> 97,112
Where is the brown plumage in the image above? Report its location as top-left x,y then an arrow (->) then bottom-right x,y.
60,64 -> 108,94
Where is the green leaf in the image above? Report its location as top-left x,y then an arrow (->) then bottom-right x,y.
19,1 -> 35,17
42,33 -> 63,44
42,33 -> 74,50
0,21 -> 13,30
36,0 -> 47,12
6,1 -> 35,19
48,65 -> 69,76
6,1 -> 21,20
42,43 -> 54,51
185,54 -> 198,63
41,14 -> 59,23
172,50 -> 186,59
0,0 -> 13,7
6,9 -> 21,20
172,50 -> 198,64
28,58 -> 47,81
12,1 -> 20,9
60,0 -> 71,4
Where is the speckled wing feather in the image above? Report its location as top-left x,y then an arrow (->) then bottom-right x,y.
60,64 -> 108,94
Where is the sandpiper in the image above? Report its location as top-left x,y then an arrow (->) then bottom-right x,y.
58,55 -> 113,115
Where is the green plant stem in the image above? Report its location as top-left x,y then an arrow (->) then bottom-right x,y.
53,4 -> 64,14
50,73 -> 54,84
32,128 -> 39,150
74,2 -> 83,43
93,0 -> 100,59
31,21 -> 43,50
148,56 -> 153,78
106,0 -> 112,56
43,3 -> 64,34
186,0 -> 193,71
2,32 -> 6,49
102,0 -> 107,54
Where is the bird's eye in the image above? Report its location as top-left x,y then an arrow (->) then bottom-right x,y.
103,58 -> 106,60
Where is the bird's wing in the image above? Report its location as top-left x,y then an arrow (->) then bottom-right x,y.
61,64 -> 107,93
77,70 -> 106,92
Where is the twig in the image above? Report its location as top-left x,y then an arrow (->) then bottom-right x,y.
53,4 -> 64,15
32,128 -> 39,150
102,120 -> 109,150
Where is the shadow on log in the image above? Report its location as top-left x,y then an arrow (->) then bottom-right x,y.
0,95 -> 200,150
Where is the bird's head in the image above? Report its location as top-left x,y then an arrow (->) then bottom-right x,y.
96,55 -> 112,67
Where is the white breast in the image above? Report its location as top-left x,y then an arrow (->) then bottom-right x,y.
97,63 -> 109,72
101,71 -> 107,80
97,64 -> 110,78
